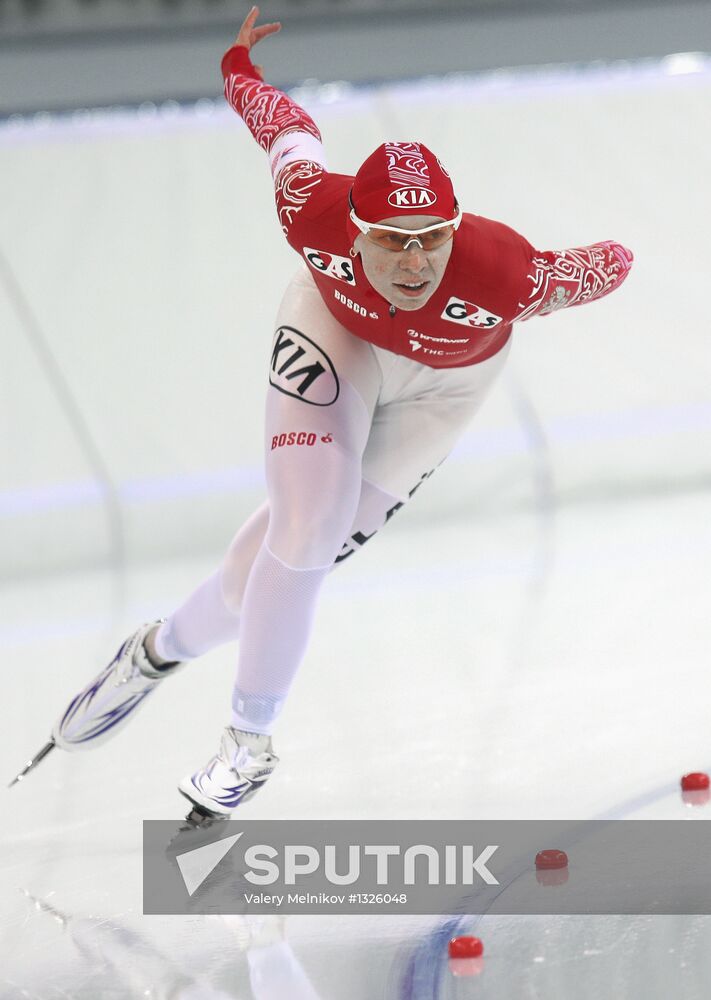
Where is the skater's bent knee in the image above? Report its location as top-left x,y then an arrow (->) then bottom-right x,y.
265,511 -> 352,569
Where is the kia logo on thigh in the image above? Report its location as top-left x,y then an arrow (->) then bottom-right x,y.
269,326 -> 340,406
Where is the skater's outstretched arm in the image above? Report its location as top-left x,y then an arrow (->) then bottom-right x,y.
514,240 -> 634,321
221,6 -> 329,236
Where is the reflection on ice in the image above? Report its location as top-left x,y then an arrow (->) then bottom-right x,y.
19,892 -> 326,1000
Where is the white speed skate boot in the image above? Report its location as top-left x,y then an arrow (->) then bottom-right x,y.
178,728 -> 278,826
52,621 -> 183,751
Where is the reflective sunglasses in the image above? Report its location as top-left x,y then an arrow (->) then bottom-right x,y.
349,193 -> 462,252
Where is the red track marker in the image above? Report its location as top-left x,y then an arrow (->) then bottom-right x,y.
448,936 -> 484,959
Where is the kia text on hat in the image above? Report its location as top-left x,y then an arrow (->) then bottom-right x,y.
351,141 -> 457,224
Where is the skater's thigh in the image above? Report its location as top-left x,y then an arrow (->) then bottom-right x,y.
362,339 -> 512,499
264,267 -> 382,566
333,476 -> 426,564
266,267 -> 380,461
269,265 -> 382,417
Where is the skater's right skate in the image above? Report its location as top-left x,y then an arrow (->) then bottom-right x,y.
178,727 -> 278,825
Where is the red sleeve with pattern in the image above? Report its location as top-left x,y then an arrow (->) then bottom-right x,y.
514,241 -> 634,321
221,44 -> 328,236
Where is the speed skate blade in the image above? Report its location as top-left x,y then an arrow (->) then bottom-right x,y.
178,789 -> 230,830
8,738 -> 56,787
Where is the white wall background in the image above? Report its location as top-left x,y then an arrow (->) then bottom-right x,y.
1,59 -> 710,579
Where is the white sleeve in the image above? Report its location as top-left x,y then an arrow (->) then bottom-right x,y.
269,131 -> 328,180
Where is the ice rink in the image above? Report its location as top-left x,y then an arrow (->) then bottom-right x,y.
3,485 -> 711,997
2,49 -> 711,999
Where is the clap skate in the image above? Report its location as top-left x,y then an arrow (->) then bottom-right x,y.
178,727 -> 279,827
9,621 -> 182,786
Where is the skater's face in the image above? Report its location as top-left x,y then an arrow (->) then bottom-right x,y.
354,214 -> 454,311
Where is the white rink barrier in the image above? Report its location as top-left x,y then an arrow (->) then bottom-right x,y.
1,56 -> 709,577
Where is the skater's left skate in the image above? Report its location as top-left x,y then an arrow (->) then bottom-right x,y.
53,620 -> 183,750
9,621 -> 182,785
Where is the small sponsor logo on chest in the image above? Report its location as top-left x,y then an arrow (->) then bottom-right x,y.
333,288 -> 378,319
442,297 -> 503,329
303,247 -> 356,286
408,341 -> 469,357
406,328 -> 470,357
407,328 -> 469,345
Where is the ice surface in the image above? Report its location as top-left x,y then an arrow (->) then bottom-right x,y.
2,487 -> 711,998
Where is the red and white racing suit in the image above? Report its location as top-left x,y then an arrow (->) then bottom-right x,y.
154,46 -> 634,736
222,44 -> 632,370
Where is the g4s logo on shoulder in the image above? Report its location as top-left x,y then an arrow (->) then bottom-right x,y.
303,248 -> 356,286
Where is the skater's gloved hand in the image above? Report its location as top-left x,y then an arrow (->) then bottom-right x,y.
229,5 -> 281,80
598,240 -> 635,278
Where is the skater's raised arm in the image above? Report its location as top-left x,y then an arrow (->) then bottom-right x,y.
221,6 -> 328,235
514,240 -> 634,321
